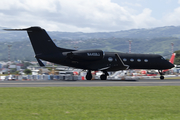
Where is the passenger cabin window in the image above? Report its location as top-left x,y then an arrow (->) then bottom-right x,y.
130,59 -> 134,62
144,59 -> 148,62
108,57 -> 113,62
137,59 -> 141,62
123,58 -> 127,62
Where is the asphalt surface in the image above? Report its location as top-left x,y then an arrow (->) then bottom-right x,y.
0,79 -> 180,87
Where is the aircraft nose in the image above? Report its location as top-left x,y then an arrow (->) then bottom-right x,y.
167,62 -> 174,69
169,62 -> 175,68
160,60 -> 174,69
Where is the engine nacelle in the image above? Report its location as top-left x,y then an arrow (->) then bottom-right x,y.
66,50 -> 104,61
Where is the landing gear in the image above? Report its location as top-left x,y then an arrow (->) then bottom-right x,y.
100,71 -> 109,80
85,70 -> 109,80
86,70 -> 92,80
160,75 -> 164,80
158,70 -> 164,80
100,74 -> 107,80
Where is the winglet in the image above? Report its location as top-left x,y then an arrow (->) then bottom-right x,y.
36,58 -> 45,67
115,53 -> 129,70
169,53 -> 176,64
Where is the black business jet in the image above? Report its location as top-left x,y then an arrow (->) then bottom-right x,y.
4,27 -> 174,80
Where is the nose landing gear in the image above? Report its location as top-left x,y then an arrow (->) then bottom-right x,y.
158,70 -> 164,80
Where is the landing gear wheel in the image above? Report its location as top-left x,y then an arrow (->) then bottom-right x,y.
160,76 -> 164,80
158,70 -> 165,80
86,70 -> 92,80
100,70 -> 109,80
86,74 -> 92,80
100,74 -> 107,80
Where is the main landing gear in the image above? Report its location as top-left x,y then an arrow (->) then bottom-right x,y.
86,70 -> 92,80
158,70 -> 164,80
100,71 -> 109,80
85,70 -> 109,80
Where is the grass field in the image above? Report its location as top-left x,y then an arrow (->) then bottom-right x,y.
0,86 -> 180,120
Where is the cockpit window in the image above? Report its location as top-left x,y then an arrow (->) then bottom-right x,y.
161,57 -> 165,60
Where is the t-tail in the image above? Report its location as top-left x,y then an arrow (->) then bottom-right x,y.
4,26 -> 74,66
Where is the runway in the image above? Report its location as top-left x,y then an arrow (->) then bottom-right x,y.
0,79 -> 180,87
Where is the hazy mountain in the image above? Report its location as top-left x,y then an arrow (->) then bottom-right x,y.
1,26 -> 180,42
0,26 -> 180,61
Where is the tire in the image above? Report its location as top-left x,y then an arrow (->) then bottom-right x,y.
100,74 -> 107,80
160,76 -> 164,80
86,72 -> 92,80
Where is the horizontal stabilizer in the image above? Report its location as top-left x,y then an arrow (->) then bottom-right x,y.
4,26 -> 43,32
36,58 -> 45,67
4,28 -> 27,31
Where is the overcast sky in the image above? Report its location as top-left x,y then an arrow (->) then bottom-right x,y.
1,0 -> 180,32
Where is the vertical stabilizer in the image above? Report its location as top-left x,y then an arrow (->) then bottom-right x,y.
26,27 -> 59,55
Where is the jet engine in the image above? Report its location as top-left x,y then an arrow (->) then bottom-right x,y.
66,50 -> 104,61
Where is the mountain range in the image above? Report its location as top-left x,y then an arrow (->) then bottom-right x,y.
1,26 -> 180,41
0,26 -> 180,61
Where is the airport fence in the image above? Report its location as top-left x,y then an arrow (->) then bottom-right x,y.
0,75 -> 85,81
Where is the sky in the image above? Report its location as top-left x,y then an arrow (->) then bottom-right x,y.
1,0 -> 180,32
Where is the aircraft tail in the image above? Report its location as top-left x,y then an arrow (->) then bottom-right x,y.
4,26 -> 75,66
5,27 -> 59,55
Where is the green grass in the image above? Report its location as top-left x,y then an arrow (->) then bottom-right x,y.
1,86 -> 180,120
